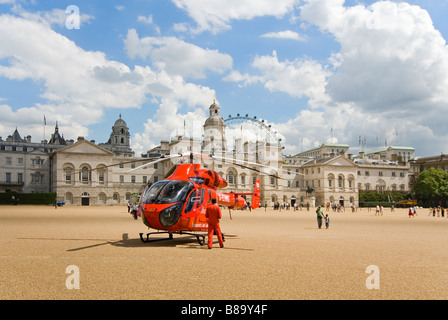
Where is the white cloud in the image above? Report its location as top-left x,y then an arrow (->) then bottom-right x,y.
297,0 -> 448,156
225,50 -> 331,108
138,15 -> 153,24
0,16 -> 146,110
172,0 -> 299,33
224,1 -> 448,156
260,30 -> 306,41
300,0 -> 448,116
124,29 -> 233,79
11,4 -> 94,28
0,14 -> 217,155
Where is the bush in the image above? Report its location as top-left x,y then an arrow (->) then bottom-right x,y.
358,191 -> 410,207
0,191 -> 57,205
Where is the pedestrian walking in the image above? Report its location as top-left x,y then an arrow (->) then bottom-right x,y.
316,206 -> 324,229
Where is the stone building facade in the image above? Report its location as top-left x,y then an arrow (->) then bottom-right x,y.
2,101 -> 417,207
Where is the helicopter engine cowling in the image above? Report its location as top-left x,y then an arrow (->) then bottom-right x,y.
200,170 -> 227,189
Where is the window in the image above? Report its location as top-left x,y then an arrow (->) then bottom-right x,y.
131,175 -> 136,183
98,171 -> 104,182
81,167 -> 89,182
119,162 -> 124,168
241,175 -> 245,185
379,171 -> 383,176
113,193 -> 118,200
143,176 -> 147,183
65,170 -> 72,181
17,158 -> 23,165
17,173 -> 23,184
365,171 -> 370,176
228,171 -> 235,185
5,172 -> 11,183
120,175 -> 124,183
270,176 -> 275,185
6,157 -> 11,165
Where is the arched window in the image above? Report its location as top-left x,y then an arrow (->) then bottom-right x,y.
228,171 -> 235,185
81,166 -> 90,182
338,175 -> 344,189
328,174 -> 335,190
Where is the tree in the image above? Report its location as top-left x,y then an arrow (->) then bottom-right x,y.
412,168 -> 448,205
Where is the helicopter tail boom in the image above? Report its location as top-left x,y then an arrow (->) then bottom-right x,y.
217,179 -> 261,210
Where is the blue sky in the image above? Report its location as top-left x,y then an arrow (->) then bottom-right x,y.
0,0 -> 447,157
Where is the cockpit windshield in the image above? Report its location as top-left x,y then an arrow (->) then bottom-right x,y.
141,180 -> 194,205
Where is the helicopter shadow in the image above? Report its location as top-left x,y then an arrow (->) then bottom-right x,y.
65,233 -> 251,251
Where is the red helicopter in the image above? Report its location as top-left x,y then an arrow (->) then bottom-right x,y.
134,153 -> 262,245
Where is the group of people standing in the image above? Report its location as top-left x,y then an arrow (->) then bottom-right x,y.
127,201 -> 138,220
428,206 -> 446,218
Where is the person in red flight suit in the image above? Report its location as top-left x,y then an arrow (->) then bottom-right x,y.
205,198 -> 224,249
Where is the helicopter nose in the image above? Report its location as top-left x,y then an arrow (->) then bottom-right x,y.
159,202 -> 183,227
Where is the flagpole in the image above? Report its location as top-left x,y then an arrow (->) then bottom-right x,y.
43,115 -> 46,145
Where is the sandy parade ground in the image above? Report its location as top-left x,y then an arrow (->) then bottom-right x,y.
0,204 -> 447,301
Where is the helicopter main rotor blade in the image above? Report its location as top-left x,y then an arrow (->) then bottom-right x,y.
125,152 -> 190,173
208,154 -> 286,178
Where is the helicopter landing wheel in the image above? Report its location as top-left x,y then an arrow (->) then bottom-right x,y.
196,235 -> 206,246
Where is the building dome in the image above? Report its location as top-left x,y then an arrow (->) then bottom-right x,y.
204,115 -> 225,127
113,114 -> 127,128
204,101 -> 225,127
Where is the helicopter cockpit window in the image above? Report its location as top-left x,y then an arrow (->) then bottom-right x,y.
141,180 -> 193,204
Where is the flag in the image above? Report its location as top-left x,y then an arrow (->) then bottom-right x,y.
44,115 -> 46,125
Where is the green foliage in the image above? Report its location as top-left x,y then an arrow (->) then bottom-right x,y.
359,191 -> 409,202
358,191 -> 410,207
0,192 -> 57,205
412,168 -> 448,204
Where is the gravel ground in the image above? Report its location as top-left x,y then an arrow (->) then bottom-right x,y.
1,205 -> 447,300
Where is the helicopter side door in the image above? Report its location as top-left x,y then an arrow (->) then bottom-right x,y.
184,187 -> 205,214
182,187 -> 208,231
